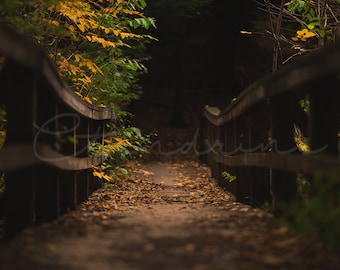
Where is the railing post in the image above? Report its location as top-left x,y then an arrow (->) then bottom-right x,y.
270,94 -> 298,207
35,165 -> 59,223
54,104 -> 78,215
197,116 -> 208,164
235,114 -> 253,204
249,101 -> 271,206
219,121 -> 237,195
309,77 -> 339,157
75,117 -> 90,204
205,122 -> 220,181
76,170 -> 90,204
3,169 -> 35,238
34,83 -> 63,224
2,64 -> 38,236
59,170 -> 77,214
88,119 -> 104,193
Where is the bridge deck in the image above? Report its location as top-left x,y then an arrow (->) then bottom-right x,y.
0,125 -> 338,269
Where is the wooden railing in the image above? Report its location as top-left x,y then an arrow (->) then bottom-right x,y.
0,22 -> 116,237
199,40 -> 340,207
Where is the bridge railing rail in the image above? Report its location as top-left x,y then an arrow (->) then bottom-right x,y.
198,40 -> 340,207
0,22 -> 116,237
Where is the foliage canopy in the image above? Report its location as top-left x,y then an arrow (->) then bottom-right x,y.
0,0 -> 157,180
0,0 -> 156,108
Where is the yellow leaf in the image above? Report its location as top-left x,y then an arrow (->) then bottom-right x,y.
74,54 -> 81,62
68,24 -> 76,33
103,174 -> 112,181
86,61 -> 97,72
120,32 -> 129,39
114,137 -> 132,146
297,30 -> 304,36
93,171 -> 104,178
79,60 -> 87,67
83,97 -> 93,104
77,77 -> 92,84
104,28 -> 110,34
304,31 -> 316,38
77,23 -> 86,32
91,35 -> 99,42
70,64 -> 80,75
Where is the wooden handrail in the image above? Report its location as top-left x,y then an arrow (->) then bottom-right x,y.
0,143 -> 105,171
0,21 -> 115,121
203,39 -> 340,127
0,22 -> 116,237
199,39 -> 340,206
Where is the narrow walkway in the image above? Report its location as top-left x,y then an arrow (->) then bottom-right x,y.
0,90 -> 339,269
0,153 -> 339,269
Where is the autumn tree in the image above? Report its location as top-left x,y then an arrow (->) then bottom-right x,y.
1,0 -> 156,106
0,0 -> 157,180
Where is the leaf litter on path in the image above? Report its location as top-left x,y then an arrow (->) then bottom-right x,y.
0,159 -> 339,270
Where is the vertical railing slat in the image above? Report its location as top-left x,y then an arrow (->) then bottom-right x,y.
270,94 -> 298,206
235,115 -> 253,204
309,78 -> 339,157
3,64 -> 38,237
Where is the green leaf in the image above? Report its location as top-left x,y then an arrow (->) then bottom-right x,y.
307,23 -> 314,30
119,167 -> 128,176
221,171 -> 237,182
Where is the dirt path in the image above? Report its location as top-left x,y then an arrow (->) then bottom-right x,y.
0,158 -> 339,270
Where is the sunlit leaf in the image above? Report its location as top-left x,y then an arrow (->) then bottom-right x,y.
83,97 -> 93,104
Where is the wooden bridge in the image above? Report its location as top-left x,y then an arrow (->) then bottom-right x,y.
0,20 -> 339,241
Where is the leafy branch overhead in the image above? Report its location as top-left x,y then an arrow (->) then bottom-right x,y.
0,0 -> 156,108
252,0 -> 340,70
0,0 -> 157,181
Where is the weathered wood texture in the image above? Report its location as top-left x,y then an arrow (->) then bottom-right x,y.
0,22 -> 116,237
199,40 -> 340,207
